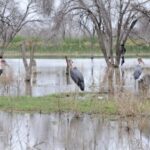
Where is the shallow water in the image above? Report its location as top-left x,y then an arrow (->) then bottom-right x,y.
0,58 -> 149,96
0,112 -> 150,150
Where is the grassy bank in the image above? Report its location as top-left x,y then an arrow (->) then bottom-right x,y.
4,51 -> 150,58
2,36 -> 150,58
0,93 -> 150,116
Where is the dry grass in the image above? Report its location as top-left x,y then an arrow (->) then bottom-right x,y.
114,90 -> 150,117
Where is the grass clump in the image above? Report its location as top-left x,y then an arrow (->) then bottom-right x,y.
0,94 -> 117,114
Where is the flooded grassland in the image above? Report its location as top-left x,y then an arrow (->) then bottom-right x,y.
0,58 -> 150,150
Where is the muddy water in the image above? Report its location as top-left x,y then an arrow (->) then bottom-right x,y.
0,112 -> 150,150
0,58 -> 149,96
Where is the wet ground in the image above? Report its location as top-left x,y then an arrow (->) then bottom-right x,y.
0,58 -> 149,96
0,112 -> 150,150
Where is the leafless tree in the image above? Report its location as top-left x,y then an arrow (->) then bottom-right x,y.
131,17 -> 150,46
131,1 -> 150,46
59,0 -> 149,67
18,0 -> 54,83
133,1 -> 150,19
78,13 -> 96,50
0,0 -> 41,55
35,0 -> 54,16
34,0 -> 68,42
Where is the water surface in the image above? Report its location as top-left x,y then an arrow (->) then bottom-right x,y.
0,58 -> 149,96
0,112 -> 150,150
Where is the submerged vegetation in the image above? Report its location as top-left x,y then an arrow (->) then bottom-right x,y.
0,93 -> 150,116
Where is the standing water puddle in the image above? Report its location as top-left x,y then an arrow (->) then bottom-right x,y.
0,58 -> 149,96
0,112 -> 149,150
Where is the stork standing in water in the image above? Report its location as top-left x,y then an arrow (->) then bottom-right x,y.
68,59 -> 84,91
133,58 -> 144,89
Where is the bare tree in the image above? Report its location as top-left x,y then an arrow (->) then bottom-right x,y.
59,0 -> 149,67
132,1 -> 150,46
19,0 -> 54,82
34,0 -> 67,42
133,1 -> 150,19
131,17 -> 150,46
78,13 -> 96,51
35,0 -> 54,16
0,0 -> 41,55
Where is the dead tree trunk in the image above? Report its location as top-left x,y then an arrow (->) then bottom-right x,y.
21,42 -> 36,82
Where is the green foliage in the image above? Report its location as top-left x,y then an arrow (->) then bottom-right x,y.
0,93 -> 150,116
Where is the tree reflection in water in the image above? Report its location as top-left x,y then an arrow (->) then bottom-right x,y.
0,112 -> 150,150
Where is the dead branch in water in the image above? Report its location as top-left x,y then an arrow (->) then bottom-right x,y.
21,41 -> 36,82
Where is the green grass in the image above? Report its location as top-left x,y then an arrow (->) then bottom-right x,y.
7,37 -> 100,53
0,94 -> 117,114
0,93 -> 150,117
2,36 -> 149,58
